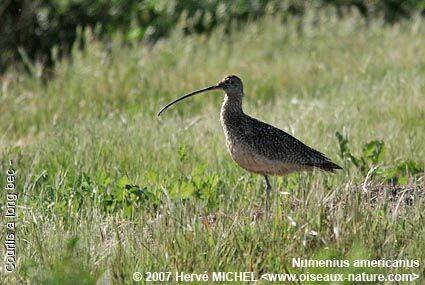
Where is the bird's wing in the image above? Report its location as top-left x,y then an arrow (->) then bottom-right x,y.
242,116 -> 341,171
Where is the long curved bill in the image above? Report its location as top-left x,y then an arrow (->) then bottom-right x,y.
157,84 -> 222,116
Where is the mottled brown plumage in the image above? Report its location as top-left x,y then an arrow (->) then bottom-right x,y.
158,75 -> 342,210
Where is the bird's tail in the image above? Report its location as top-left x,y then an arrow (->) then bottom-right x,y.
307,161 -> 343,173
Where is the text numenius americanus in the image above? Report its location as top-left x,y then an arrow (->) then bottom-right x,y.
158,75 -> 342,210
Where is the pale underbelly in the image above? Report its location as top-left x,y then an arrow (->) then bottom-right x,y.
226,141 -> 310,176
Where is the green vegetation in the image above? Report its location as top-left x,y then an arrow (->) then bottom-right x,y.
1,11 -> 424,284
2,0 -> 425,72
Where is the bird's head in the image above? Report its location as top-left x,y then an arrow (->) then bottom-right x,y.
218,75 -> 244,96
158,74 -> 244,116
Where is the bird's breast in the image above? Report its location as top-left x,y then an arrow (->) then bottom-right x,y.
220,120 -> 310,176
220,124 -> 269,174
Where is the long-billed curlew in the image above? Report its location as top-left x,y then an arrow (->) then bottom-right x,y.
158,75 -> 342,210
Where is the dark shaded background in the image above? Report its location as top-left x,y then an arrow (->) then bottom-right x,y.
1,0 -> 424,74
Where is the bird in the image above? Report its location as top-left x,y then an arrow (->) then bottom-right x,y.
158,75 -> 342,211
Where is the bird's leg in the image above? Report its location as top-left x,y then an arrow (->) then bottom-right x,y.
264,175 -> 271,212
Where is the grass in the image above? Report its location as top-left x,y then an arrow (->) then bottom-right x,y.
1,11 -> 424,284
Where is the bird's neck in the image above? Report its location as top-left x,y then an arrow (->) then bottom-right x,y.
220,93 -> 244,125
221,93 -> 243,113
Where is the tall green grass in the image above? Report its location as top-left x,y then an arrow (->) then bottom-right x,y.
1,12 -> 424,284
